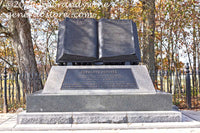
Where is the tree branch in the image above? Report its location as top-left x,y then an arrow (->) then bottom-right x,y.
0,56 -> 14,68
0,0 -> 5,10
0,24 -> 12,37
0,32 -> 11,36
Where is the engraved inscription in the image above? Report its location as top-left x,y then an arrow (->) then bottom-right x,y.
61,69 -> 138,90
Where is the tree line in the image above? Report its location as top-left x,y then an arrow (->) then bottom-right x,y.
0,0 -> 199,86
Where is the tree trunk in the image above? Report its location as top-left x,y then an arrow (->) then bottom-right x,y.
141,0 -> 155,83
15,71 -> 20,103
142,1 -> 148,65
198,25 -> 200,93
147,0 -> 156,83
167,27 -> 171,93
192,20 -> 197,100
11,0 -> 43,92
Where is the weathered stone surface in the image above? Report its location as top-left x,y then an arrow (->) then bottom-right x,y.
27,65 -> 166,112
56,18 -> 98,63
98,19 -> 141,63
17,111 -> 182,124
17,112 -> 72,124
72,112 -> 128,124
127,112 -> 182,123
42,65 -> 155,94
26,91 -> 172,112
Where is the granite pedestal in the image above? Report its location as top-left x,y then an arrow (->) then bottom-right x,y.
18,65 -> 182,123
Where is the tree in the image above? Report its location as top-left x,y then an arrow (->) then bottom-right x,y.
140,0 -> 156,82
0,0 -> 43,92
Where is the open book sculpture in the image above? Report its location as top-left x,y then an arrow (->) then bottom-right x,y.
56,18 -> 141,65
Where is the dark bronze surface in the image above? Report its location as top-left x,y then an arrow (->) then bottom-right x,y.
61,68 -> 138,90
56,18 -> 98,63
98,19 -> 141,63
56,18 -> 141,65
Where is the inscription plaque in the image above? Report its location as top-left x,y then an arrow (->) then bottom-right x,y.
61,69 -> 138,90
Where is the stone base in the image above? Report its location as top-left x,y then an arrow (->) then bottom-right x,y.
17,111 -> 182,124
26,91 -> 172,112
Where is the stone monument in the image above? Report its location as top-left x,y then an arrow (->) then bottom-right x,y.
17,18 -> 181,124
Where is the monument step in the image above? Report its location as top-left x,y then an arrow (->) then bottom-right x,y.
17,111 -> 181,124
27,91 -> 172,112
